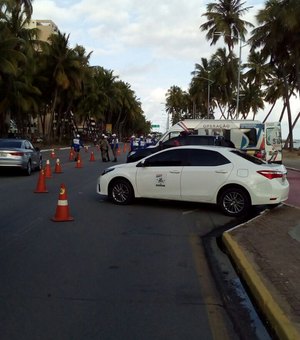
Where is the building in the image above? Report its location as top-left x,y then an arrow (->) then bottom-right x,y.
26,19 -> 58,43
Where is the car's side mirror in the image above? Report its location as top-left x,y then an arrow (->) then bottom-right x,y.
136,159 -> 148,167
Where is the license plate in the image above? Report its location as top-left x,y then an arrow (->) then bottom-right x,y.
0,152 -> 7,157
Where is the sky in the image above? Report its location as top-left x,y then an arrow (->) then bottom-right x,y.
32,0 -> 300,140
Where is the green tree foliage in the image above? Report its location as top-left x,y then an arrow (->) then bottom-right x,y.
0,0 -> 150,141
250,0 -> 300,149
165,86 -> 191,125
165,0 -> 300,149
200,0 -> 253,53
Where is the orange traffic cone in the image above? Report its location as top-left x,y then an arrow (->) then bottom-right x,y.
123,143 -> 127,153
75,158 -> 82,168
44,159 -> 52,178
34,169 -> 48,193
117,148 -> 121,155
89,151 -> 95,162
54,158 -> 63,173
51,184 -> 74,222
50,149 -> 56,159
69,148 -> 74,161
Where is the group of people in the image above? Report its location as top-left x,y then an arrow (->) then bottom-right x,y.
72,133 -> 119,162
130,134 -> 156,151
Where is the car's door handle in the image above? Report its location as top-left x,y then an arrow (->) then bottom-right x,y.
215,170 -> 228,174
169,170 -> 180,174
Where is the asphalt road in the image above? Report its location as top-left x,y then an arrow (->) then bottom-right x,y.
0,146 -> 259,340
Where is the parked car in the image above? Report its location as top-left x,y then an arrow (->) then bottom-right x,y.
97,145 -> 289,217
0,138 -> 42,175
127,134 -> 229,163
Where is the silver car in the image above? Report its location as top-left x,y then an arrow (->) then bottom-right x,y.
0,138 -> 42,175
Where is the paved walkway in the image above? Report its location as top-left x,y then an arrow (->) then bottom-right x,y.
223,154 -> 300,340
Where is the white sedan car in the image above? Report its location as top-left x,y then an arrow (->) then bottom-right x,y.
96,146 -> 289,217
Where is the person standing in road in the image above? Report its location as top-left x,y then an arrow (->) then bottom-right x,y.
130,135 -> 138,151
100,135 -> 110,162
72,134 -> 84,161
146,134 -> 153,147
110,133 -> 119,162
105,135 -> 111,161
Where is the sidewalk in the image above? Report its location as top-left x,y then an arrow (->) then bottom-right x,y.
223,153 -> 300,340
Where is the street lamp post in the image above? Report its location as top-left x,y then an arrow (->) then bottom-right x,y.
161,102 -> 170,131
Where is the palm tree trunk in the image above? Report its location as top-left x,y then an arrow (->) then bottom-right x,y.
48,89 -> 59,143
279,104 -> 286,122
284,112 -> 300,149
262,101 -> 276,123
217,104 -> 227,119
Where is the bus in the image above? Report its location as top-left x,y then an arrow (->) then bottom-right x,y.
158,119 -> 282,163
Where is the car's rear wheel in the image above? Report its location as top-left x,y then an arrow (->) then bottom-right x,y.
218,187 -> 250,217
25,161 -> 32,176
108,179 -> 134,205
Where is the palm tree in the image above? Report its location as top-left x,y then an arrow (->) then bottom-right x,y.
209,48 -> 239,118
115,81 -> 149,137
98,68 -> 120,126
244,50 -> 270,87
190,58 -> 215,118
165,86 -> 190,124
200,0 -> 254,118
0,28 -> 26,134
200,0 -> 253,53
0,0 -> 33,20
76,66 -> 147,138
40,31 -> 86,141
0,0 -> 39,135
250,0 -> 300,149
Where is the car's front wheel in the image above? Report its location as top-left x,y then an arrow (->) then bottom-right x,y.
36,157 -> 43,171
218,187 -> 251,217
108,179 -> 134,205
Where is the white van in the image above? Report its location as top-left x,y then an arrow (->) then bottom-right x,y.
158,119 -> 282,163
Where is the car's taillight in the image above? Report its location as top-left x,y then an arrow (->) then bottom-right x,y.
257,170 -> 284,179
9,152 -> 24,156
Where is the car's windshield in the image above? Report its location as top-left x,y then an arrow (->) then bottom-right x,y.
0,140 -> 22,148
156,131 -> 181,144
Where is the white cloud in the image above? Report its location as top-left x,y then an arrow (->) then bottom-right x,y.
32,0 -> 299,138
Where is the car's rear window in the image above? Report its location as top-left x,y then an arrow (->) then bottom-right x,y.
230,150 -> 265,164
0,140 -> 22,148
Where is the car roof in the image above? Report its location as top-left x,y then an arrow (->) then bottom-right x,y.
184,135 -> 217,138
128,145 -> 236,164
139,145 -> 232,159
0,138 -> 27,142
161,145 -> 231,151
0,139 -> 27,147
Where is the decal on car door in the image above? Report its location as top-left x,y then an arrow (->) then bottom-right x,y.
155,174 -> 166,187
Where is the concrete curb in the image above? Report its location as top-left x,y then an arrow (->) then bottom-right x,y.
223,231 -> 300,340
